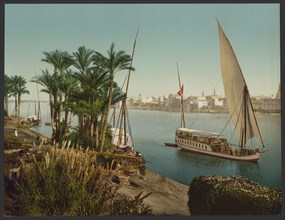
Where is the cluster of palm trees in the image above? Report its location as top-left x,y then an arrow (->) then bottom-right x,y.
4,75 -> 30,119
30,43 -> 134,152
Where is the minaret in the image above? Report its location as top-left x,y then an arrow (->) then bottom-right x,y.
275,83 -> 280,99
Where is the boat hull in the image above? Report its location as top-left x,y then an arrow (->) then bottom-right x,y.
177,143 -> 261,162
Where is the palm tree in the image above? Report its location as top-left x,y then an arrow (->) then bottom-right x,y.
71,66 -> 109,149
73,46 -> 94,74
72,46 -> 95,137
58,69 -> 78,138
42,50 -> 74,75
42,50 -> 74,141
4,75 -> 12,116
92,43 -> 134,152
17,85 -> 30,119
9,75 -> 30,119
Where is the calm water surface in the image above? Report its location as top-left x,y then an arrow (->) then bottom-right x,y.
10,102 -> 281,188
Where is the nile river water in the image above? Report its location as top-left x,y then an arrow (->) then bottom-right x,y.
9,101 -> 282,188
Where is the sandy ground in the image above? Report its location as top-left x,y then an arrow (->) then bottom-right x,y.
117,170 -> 190,215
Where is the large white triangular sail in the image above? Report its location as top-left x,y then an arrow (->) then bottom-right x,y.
217,21 -> 265,148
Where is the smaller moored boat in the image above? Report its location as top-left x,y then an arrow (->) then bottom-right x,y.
164,143 -> 178,148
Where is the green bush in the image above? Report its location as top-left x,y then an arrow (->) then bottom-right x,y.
17,143 -> 153,216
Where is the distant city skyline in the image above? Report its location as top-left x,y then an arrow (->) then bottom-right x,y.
5,4 -> 280,101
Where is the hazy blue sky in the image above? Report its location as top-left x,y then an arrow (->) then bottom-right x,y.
5,3 -> 280,101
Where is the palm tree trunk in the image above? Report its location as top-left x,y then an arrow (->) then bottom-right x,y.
53,97 -> 59,140
64,95 -> 69,134
99,73 -> 114,152
68,111 -> 73,129
90,117 -> 94,143
95,117 -> 99,149
99,113 -> 105,142
49,93 -> 56,136
78,112 -> 83,136
58,91 -> 63,138
14,95 -> 18,118
18,94 -> 21,119
4,95 -> 8,116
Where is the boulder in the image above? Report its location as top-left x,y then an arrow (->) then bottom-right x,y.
188,175 -> 282,215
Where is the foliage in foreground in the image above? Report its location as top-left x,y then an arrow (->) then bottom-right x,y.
17,143 -> 153,216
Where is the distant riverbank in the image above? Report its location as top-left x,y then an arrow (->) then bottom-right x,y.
127,105 -> 280,116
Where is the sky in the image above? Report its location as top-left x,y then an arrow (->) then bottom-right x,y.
4,3 -> 280,101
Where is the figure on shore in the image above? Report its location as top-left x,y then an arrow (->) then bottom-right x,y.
14,129 -> 18,137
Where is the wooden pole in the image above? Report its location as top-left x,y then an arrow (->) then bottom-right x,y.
36,83 -> 41,123
176,62 -> 185,128
118,26 -> 139,145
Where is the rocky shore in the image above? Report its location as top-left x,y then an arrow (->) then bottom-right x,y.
188,175 -> 282,215
3,116 -> 190,216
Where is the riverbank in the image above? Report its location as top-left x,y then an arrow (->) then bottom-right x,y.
3,116 -> 190,216
127,106 -> 281,116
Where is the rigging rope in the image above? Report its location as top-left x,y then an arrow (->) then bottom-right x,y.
111,72 -> 128,128
218,92 -> 243,143
125,106 -> 134,146
189,76 -> 222,128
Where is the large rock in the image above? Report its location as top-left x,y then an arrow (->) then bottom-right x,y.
188,175 -> 282,215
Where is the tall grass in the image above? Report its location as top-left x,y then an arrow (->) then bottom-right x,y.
17,141 -> 153,216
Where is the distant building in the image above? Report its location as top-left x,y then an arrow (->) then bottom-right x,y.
197,96 -> 208,109
142,96 -> 159,105
275,83 -> 280,99
252,95 -> 280,111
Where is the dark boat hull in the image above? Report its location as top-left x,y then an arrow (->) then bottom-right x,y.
178,144 -> 260,162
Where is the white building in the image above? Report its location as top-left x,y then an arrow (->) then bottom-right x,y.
197,97 -> 208,109
142,96 -> 157,104
213,96 -> 224,107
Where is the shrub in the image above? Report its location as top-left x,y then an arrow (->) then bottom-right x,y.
17,143 -> 153,216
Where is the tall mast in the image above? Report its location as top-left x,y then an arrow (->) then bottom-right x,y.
118,26 -> 139,145
176,62 -> 185,128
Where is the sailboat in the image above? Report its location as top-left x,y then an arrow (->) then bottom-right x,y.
175,21 -> 266,162
111,27 -> 140,157
27,84 -> 41,126
45,107 -> 51,126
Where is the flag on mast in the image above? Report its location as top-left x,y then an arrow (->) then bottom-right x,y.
177,84 -> 184,96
